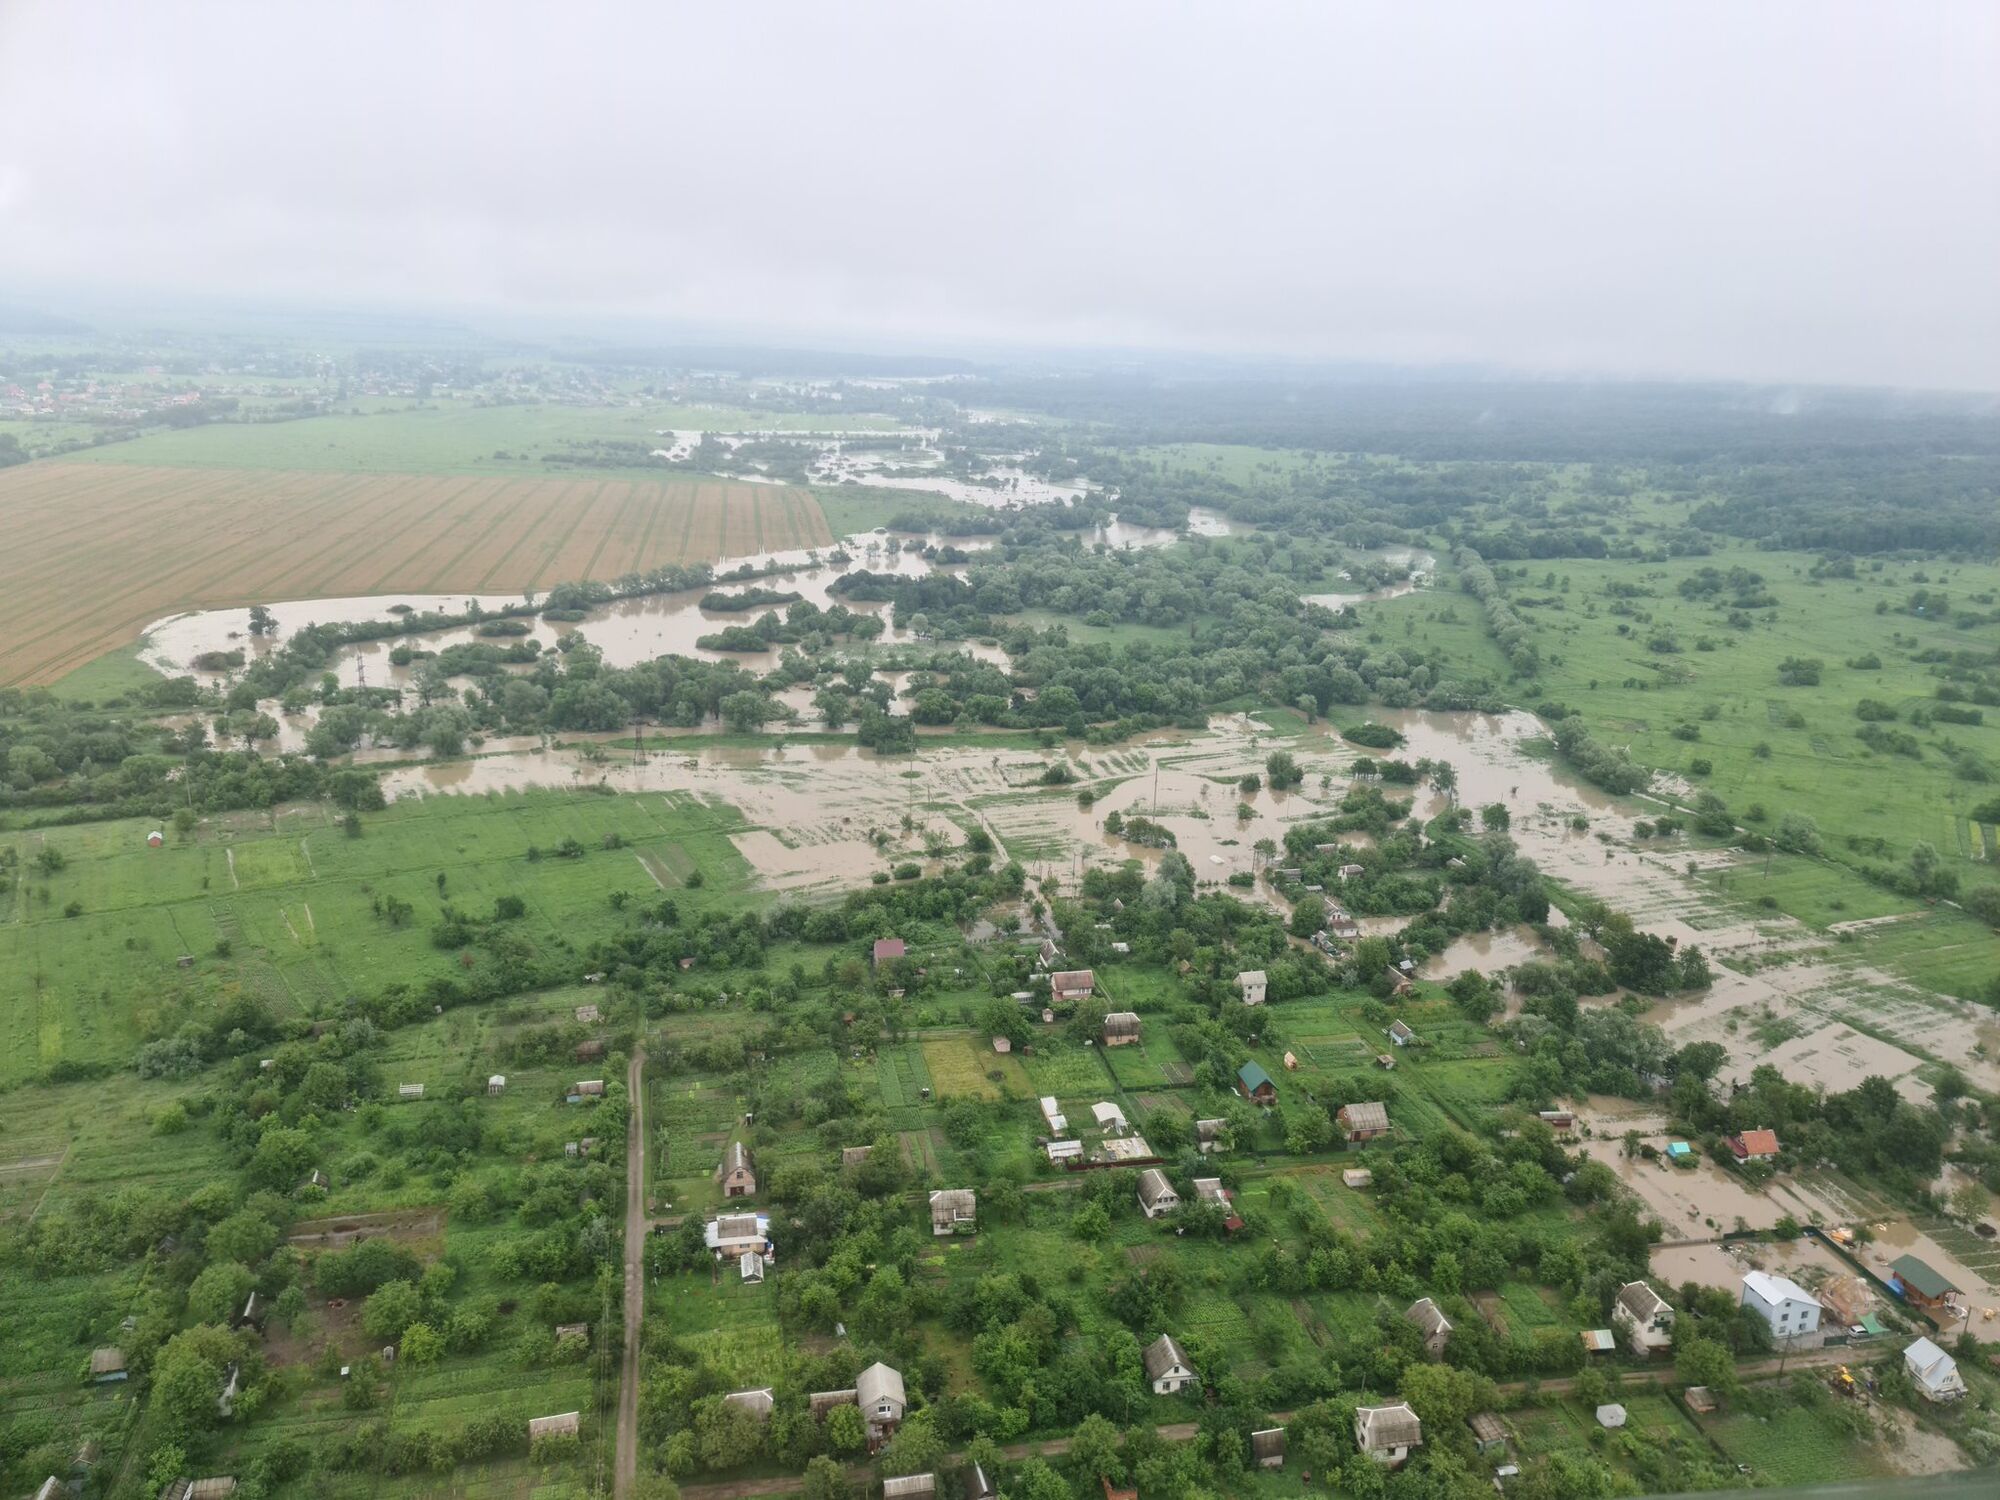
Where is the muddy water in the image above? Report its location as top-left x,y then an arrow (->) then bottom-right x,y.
1302,548 -> 1438,606
380,716 -> 1359,909
1864,1217 -> 1999,1300
135,500 -> 1243,706
1650,1235 -> 1859,1298
144,573 -> 1998,1109
1420,925 -> 1546,980
1577,1139 -> 1858,1236
1351,709 -> 2000,1098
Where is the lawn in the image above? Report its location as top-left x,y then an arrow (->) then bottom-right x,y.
1701,1402 -> 1896,1484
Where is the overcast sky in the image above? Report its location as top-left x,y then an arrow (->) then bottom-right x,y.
2,2 -> 1996,389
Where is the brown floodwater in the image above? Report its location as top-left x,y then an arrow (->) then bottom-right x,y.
1576,1139 -> 1858,1237
1650,1235 -> 1859,1298
146,574 -> 1997,1110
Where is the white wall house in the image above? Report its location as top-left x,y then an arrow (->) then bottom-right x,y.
1740,1272 -> 1824,1349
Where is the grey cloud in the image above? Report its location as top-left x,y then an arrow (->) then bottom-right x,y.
1,0 -> 1995,388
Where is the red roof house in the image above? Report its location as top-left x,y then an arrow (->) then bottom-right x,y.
1727,1130 -> 1780,1160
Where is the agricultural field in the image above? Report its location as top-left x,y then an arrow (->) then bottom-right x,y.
0,463 -> 833,685
70,400 -> 904,475
0,788 -> 753,1088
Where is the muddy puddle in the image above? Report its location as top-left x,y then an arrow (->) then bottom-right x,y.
137,565 -> 1999,1111
1650,1235 -> 1859,1299
1863,1217 -> 2000,1301
380,716 -> 1360,909
1301,548 -> 1437,605
1420,925 -> 1547,980
1577,1139 -> 1860,1236
1347,709 -> 2000,1098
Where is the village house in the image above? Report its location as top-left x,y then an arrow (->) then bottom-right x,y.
1355,1404 -> 1423,1467
1251,1428 -> 1286,1469
705,1212 -> 769,1262
1038,937 -> 1060,968
1046,1139 -> 1083,1163
1102,1011 -> 1141,1046
1741,1271 -> 1824,1348
89,1348 -> 126,1383
857,1361 -> 907,1446
1102,1135 -> 1153,1161
810,1388 -> 858,1419
872,938 -> 906,968
1193,1177 -> 1243,1231
1467,1413 -> 1508,1457
574,1079 -> 606,1097
1904,1336 -> 1968,1402
1339,863 -> 1366,880
1405,1297 -> 1452,1357
1143,1334 -> 1197,1394
1326,908 -> 1363,940
1337,1100 -> 1391,1142
930,1188 -> 977,1236
1194,1118 -> 1227,1152
574,1004 -> 600,1024
1092,1101 -> 1129,1133
1049,969 -> 1096,1002
1235,970 -> 1267,1006
1888,1254 -> 1963,1315
1386,969 -> 1414,998
1612,1281 -> 1675,1356
1727,1129 -> 1780,1161
716,1141 -> 757,1198
723,1388 -> 775,1421
1137,1168 -> 1181,1218
1388,1019 -> 1416,1046
1237,1061 -> 1276,1104
882,1475 -> 937,1500
528,1411 -> 580,1444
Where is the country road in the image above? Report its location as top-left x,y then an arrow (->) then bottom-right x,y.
616,1044 -> 647,1499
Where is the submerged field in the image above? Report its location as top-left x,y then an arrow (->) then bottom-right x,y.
0,464 -> 833,685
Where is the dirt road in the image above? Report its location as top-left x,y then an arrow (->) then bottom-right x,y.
616,1044 -> 647,1499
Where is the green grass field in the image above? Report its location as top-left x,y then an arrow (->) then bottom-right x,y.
72,401 -> 902,476
0,788 -> 751,1088
1378,538 -> 2000,902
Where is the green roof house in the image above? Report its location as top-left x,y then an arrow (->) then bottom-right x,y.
1237,1061 -> 1275,1104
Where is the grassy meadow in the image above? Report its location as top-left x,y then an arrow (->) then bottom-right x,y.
0,788 -> 751,1087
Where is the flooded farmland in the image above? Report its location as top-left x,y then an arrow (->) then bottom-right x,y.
136,521 -> 2000,1117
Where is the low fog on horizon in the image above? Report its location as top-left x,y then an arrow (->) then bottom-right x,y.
2,0 -> 1997,392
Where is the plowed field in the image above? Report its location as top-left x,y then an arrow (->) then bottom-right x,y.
0,463 -> 832,685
